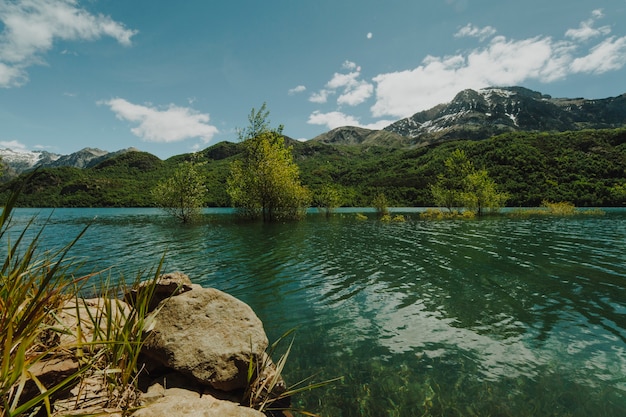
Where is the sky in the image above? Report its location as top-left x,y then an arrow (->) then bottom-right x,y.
1,0 -> 625,160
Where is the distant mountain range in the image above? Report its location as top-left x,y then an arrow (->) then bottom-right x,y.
0,147 -> 140,178
2,86 -> 625,179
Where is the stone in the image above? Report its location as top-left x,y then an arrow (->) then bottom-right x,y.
133,388 -> 265,417
125,271 -> 195,313
141,287 -> 269,391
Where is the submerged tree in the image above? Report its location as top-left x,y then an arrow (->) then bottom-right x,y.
372,192 -> 390,217
152,155 -> 207,223
227,105 -> 310,222
315,184 -> 342,218
431,149 -> 508,215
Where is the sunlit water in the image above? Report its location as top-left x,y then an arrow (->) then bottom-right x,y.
4,208 -> 626,416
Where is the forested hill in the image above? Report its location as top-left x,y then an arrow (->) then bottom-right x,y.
1,128 -> 625,208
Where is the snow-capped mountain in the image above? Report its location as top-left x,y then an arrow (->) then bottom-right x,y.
0,147 -> 139,179
384,87 -> 626,144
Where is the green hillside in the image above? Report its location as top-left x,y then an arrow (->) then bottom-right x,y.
1,128 -> 625,208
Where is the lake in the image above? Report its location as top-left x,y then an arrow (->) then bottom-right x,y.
4,207 -> 626,416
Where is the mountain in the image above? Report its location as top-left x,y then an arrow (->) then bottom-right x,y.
0,147 -> 141,179
383,86 -> 626,145
310,126 -> 411,148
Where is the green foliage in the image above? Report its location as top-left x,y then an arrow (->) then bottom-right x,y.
431,149 -> 508,215
0,183 -> 173,415
152,156 -> 207,223
0,128 -> 625,208
314,184 -> 342,217
237,102 -> 273,142
0,181 -> 93,416
372,193 -> 389,217
227,106 -> 310,222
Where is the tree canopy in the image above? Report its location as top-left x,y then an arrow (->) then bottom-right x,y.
431,149 -> 508,215
227,105 -> 310,221
152,156 -> 207,223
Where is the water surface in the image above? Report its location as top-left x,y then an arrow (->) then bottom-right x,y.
5,208 -> 626,416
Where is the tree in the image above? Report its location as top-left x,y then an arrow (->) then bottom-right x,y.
152,156 -> 207,223
315,184 -> 342,218
430,149 -> 473,211
431,149 -> 508,215
227,105 -> 310,222
372,192 -> 389,217
465,169 -> 509,215
236,102 -> 272,142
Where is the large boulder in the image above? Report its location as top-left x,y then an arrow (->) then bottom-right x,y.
141,287 -> 269,391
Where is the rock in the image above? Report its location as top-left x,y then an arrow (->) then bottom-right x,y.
133,386 -> 265,417
125,271 -> 195,313
142,287 -> 268,391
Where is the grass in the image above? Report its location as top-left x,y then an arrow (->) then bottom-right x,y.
0,183 -> 163,417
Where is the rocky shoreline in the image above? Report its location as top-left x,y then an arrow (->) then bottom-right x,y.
28,272 -> 289,417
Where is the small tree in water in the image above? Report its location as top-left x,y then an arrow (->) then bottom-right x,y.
315,184 -> 342,218
152,155 -> 207,223
372,192 -> 390,217
431,149 -> 508,215
227,104 -> 310,222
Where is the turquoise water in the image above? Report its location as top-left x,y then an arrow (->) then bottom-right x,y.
4,208 -> 626,416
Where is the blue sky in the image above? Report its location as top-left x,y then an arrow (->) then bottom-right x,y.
1,0 -> 625,159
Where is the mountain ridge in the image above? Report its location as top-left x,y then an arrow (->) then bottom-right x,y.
383,86 -> 626,145
2,86 -> 625,178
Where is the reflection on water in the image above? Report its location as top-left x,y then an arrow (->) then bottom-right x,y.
4,208 -> 626,416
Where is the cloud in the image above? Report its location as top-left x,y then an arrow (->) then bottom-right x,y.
310,62 -> 373,107
100,98 -> 219,143
307,111 -> 360,129
307,110 -> 393,131
288,85 -> 306,95
309,89 -> 331,104
0,140 -> 29,152
565,9 -> 611,41
0,0 -> 137,87
455,24 -> 497,41
342,60 -> 358,70
571,36 -> 626,74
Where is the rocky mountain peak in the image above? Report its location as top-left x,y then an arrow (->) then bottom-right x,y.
384,86 -> 626,144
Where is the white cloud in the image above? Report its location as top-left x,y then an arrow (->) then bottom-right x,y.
312,63 -> 373,107
0,0 -> 137,87
100,98 -> 219,143
288,85 -> 306,95
307,110 -> 393,131
309,89 -> 331,104
455,24 -> 496,41
337,81 -> 373,106
0,140 -> 29,152
565,9 -> 611,41
342,60 -> 358,70
307,111 -> 360,129
571,36 -> 626,74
